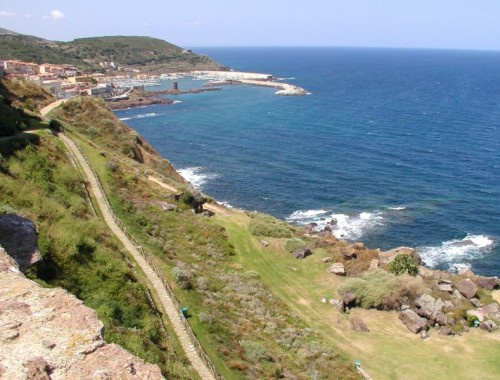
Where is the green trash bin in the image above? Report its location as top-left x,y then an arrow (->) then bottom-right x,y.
473,319 -> 480,328
181,307 -> 188,318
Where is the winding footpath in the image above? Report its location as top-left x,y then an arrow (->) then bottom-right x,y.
41,103 -> 216,380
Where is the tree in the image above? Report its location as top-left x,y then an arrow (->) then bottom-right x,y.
389,254 -> 419,276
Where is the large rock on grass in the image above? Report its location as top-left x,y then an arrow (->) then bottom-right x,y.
399,309 -> 428,334
455,278 -> 478,299
0,214 -> 42,272
329,262 -> 346,276
293,247 -> 312,259
415,294 -> 445,322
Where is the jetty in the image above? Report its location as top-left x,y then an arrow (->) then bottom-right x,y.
192,71 -> 309,96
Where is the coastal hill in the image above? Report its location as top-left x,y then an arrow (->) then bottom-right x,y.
0,28 -> 225,73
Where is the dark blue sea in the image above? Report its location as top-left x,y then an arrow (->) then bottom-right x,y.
115,47 -> 500,276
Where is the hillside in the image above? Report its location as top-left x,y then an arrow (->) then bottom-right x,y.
1,79 -> 499,379
0,28 -> 225,73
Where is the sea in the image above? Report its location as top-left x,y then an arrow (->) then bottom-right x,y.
114,47 -> 500,276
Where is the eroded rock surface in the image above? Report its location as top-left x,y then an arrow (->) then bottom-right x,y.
0,244 -> 164,379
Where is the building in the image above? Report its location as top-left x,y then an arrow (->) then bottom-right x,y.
3,60 -> 39,75
39,64 -> 65,76
40,80 -> 63,98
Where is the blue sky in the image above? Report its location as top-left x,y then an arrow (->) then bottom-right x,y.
1,0 -> 500,50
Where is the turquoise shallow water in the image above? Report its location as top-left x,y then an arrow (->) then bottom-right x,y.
115,47 -> 500,276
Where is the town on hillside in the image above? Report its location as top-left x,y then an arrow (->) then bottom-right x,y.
0,59 -> 160,101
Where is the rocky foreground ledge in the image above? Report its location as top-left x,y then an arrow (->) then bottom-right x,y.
0,217 -> 164,380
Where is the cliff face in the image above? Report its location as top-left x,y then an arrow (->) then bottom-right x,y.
0,244 -> 164,379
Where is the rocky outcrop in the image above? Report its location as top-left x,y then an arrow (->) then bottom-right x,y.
399,309 -> 428,333
414,294 -> 446,325
0,214 -> 42,272
378,247 -> 420,266
0,244 -> 164,379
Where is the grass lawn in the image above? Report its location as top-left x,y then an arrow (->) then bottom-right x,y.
216,212 -> 500,380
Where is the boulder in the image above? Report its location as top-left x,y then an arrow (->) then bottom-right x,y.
455,278 -> 478,299
322,257 -> 333,263
320,228 -> 338,243
160,202 -> 177,212
474,276 -> 499,291
329,298 -> 343,310
399,309 -> 428,334
452,289 -> 464,300
438,327 -> 453,336
420,330 -> 429,339
479,320 -> 498,332
379,247 -> 420,265
350,317 -> 369,332
342,291 -> 356,307
459,268 -> 476,278
304,223 -> 317,234
0,214 -> 42,272
419,266 -> 435,278
24,357 -> 51,380
415,294 -> 444,321
437,283 -> 453,293
260,240 -> 269,248
477,303 -> 500,320
470,298 -> 482,308
435,313 -> 448,326
329,263 -> 346,276
466,309 -> 485,322
201,210 -> 215,217
293,247 -> 312,259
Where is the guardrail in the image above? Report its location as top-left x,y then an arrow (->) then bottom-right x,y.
67,133 -> 224,380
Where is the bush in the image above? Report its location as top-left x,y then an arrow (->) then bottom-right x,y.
285,238 -> 306,253
248,213 -> 295,238
338,269 -> 424,310
389,254 -> 419,276
240,340 -> 271,363
171,267 -> 192,290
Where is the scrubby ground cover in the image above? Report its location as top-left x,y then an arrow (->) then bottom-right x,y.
216,213 -> 500,380
50,97 -> 359,379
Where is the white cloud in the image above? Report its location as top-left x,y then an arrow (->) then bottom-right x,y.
0,11 -> 15,17
25,13 -> 32,19
185,20 -> 201,28
50,10 -> 64,20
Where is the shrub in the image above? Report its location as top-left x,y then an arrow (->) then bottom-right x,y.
338,269 -> 424,310
389,254 -> 419,276
171,267 -> 192,290
240,340 -> 271,363
285,238 -> 306,253
248,213 -> 295,238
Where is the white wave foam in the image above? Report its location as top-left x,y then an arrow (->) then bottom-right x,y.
172,100 -> 182,104
388,206 -> 406,211
286,209 -> 385,240
136,112 -> 158,119
119,117 -> 132,121
328,212 -> 384,240
178,166 -> 218,190
217,201 -> 234,209
418,234 -> 495,270
287,209 -> 329,223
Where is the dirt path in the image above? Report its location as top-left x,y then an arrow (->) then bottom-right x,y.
58,135 -> 216,380
40,99 -> 66,118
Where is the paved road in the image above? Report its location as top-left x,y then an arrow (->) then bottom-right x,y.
58,134 -> 216,380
